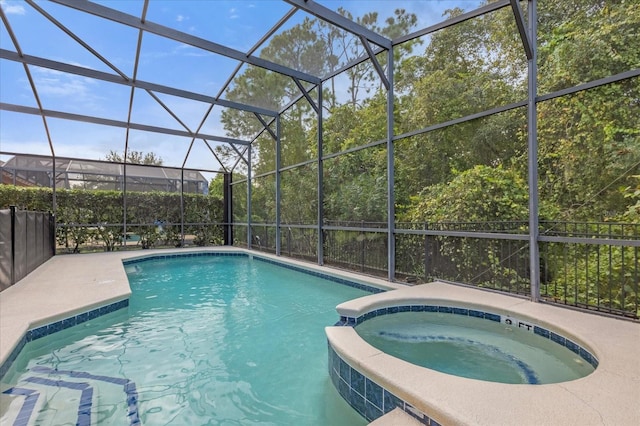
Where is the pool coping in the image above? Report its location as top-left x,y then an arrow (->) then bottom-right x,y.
327,283 -> 640,426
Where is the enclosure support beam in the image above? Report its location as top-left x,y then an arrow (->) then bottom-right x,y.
317,82 -> 325,266
223,173 -> 232,245
122,3 -> 145,251
283,0 -> 391,49
0,49 -> 278,118
0,102 -> 251,146
123,155 -> 128,250
247,147 -> 253,249
527,0 -> 540,302
180,169 -> 185,247
359,36 -> 390,91
510,0 -> 533,60
254,113 -> 278,141
386,49 -> 396,282
395,0 -> 510,45
51,0 -> 320,84
275,115 -> 282,256
292,78 -> 319,114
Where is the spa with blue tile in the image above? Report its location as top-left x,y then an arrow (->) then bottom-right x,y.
328,302 -> 599,423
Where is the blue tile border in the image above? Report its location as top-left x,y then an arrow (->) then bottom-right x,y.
328,344 -> 435,425
253,256 -> 384,294
122,251 -> 246,265
336,304 -> 598,370
124,251 -> 385,295
0,299 -> 129,381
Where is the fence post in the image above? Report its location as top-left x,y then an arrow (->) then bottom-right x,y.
50,212 -> 56,256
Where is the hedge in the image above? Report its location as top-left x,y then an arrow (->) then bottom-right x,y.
0,185 -> 224,252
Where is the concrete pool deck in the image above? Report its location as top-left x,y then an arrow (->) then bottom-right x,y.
1,248 -> 639,425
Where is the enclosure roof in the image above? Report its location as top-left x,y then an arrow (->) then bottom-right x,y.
0,0 -> 498,172
2,153 -> 209,182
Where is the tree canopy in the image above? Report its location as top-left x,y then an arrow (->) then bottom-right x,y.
220,0 -> 638,227
104,150 -> 164,166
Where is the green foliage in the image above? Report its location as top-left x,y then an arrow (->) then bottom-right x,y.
0,185 -> 53,211
0,185 -> 223,252
281,165 -> 317,225
209,174 -> 225,199
620,176 -> 640,222
535,2 -> 640,221
400,166 -> 532,292
406,165 -> 529,223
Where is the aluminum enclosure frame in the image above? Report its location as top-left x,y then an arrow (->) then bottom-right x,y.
1,0 -> 638,312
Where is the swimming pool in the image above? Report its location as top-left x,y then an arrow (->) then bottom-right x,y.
354,311 -> 595,384
2,251 -> 638,425
0,254 -> 374,425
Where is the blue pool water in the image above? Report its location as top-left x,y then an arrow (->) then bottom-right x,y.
355,312 -> 595,384
0,256 -> 370,425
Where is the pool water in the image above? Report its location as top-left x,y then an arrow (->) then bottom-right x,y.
355,312 -> 595,384
0,256 -> 369,425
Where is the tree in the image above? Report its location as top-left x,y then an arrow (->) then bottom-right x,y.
400,165 -> 532,291
321,92 -> 389,224
407,165 -> 530,224
104,150 -> 164,166
394,6 -> 529,210
318,8 -> 419,108
208,173 -> 226,199
535,1 -> 640,221
218,8 -> 419,177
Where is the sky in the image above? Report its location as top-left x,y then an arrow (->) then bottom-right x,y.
0,0 -> 484,174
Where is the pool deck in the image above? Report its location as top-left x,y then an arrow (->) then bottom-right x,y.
1,248 -> 639,426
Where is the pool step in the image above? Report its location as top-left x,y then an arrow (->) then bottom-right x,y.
1,367 -> 139,426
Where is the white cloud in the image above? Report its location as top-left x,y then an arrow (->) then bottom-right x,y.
0,0 -> 26,15
229,7 -> 238,19
33,67 -> 96,98
174,43 -> 210,58
176,14 -> 187,22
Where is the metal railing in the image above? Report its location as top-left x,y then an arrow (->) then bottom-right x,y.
540,241 -> 639,318
235,220 -> 639,319
323,229 -> 388,277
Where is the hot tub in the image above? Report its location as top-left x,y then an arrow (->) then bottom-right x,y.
326,281 -> 640,425
354,308 -> 596,385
